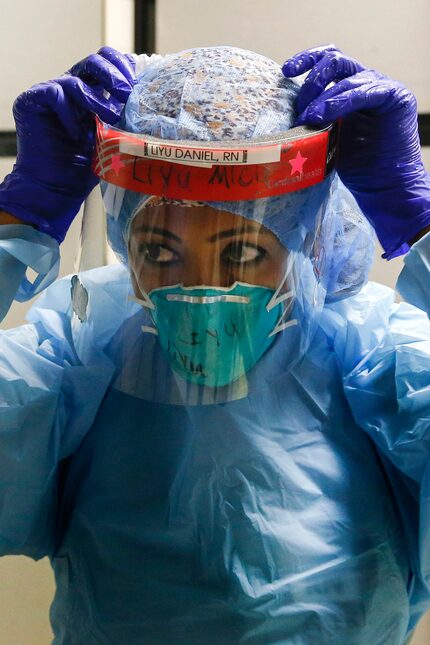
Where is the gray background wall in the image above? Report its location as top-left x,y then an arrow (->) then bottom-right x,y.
0,0 -> 429,642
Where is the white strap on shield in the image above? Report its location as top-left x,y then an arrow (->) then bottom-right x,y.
266,256 -> 298,337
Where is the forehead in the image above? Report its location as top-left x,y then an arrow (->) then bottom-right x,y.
130,203 -> 265,237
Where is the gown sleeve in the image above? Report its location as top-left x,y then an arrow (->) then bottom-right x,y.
0,224 -> 60,321
0,226 -> 112,559
323,231 -> 430,627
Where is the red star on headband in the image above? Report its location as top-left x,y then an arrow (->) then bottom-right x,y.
289,151 -> 308,176
110,153 -> 125,176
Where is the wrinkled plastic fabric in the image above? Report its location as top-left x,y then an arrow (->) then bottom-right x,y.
1,230 -> 430,641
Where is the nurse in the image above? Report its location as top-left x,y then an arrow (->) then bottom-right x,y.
0,44 -> 429,645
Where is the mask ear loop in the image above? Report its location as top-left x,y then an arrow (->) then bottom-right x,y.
266,254 -> 298,337
128,293 -> 158,335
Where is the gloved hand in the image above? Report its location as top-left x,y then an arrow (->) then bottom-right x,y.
0,46 -> 135,243
282,45 -> 430,258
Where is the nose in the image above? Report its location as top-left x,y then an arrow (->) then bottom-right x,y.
181,252 -> 224,287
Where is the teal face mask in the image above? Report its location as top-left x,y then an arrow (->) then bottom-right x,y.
131,282 -> 296,388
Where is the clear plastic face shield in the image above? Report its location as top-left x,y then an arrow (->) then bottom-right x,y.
69,118 -> 341,405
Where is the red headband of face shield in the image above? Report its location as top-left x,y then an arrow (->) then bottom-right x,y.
93,116 -> 338,202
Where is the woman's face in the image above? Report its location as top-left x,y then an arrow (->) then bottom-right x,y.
128,202 -> 289,296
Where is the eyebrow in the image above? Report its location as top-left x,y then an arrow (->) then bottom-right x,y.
133,224 -> 182,243
134,223 -> 270,244
207,227 -> 271,242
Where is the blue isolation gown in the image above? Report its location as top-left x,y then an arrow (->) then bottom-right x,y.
1,225 -> 430,644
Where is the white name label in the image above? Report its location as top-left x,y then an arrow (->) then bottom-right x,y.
120,140 -> 282,167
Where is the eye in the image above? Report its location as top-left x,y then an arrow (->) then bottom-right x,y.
140,242 -> 179,264
221,242 -> 266,264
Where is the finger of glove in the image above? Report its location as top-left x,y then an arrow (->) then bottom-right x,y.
282,44 -> 339,77
296,70 -> 388,119
69,53 -> 133,102
57,75 -> 123,125
13,81 -> 83,140
96,46 -> 136,86
296,81 -> 395,125
295,51 -> 367,114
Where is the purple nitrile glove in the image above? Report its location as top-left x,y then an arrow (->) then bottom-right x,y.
0,46 -> 136,244
282,45 -> 430,259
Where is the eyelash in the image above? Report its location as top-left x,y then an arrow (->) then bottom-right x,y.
139,241 -> 267,266
221,242 -> 266,265
139,242 -> 180,265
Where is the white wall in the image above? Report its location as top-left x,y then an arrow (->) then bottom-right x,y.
156,0 -> 430,109
0,0 -> 105,129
